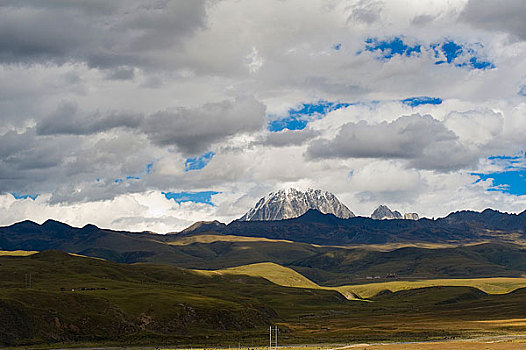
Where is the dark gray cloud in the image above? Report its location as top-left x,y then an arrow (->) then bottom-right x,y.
0,125 -> 157,202
307,114 -> 478,171
142,96 -> 266,155
461,0 -> 526,40
35,96 -> 266,156
0,0 -> 208,68
258,129 -> 320,148
0,128 -> 75,194
37,102 -> 143,136
106,67 -> 135,81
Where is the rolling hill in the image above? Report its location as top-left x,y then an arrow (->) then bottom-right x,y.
1,251 -> 526,347
1,219 -> 526,285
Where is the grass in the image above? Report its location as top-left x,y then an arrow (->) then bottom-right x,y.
198,262 -> 321,289
337,277 -> 526,299
1,251 -> 526,348
198,262 -> 526,300
0,250 -> 38,256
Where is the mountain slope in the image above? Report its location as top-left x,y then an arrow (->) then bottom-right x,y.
239,188 -> 355,221
371,205 -> 403,220
0,251 -> 347,346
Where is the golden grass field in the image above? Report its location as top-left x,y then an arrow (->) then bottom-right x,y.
198,262 -> 321,289
0,250 -> 38,256
201,262 -> 526,300
336,277 -> 526,299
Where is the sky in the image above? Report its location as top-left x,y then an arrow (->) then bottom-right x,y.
2,0 -> 526,233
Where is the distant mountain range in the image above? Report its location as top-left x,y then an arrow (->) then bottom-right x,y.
240,188 -> 417,221
2,207 -> 525,253
201,208 -> 525,245
1,209 -> 526,286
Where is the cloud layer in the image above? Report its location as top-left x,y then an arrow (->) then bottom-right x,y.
2,0 -> 526,232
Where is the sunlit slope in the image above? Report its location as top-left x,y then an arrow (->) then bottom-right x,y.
200,262 -> 321,289
0,250 -> 38,256
337,277 -> 526,299
202,262 -> 526,300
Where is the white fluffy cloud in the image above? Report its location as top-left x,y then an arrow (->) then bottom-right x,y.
1,0 -> 526,232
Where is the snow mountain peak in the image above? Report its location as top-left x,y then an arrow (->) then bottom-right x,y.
239,188 -> 355,221
371,204 -> 419,220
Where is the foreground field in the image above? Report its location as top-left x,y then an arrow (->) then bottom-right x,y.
332,338 -> 526,349
1,251 -> 526,348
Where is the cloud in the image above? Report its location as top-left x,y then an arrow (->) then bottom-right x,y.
37,102 -> 142,136
0,1 -> 208,69
142,96 -> 266,155
2,0 -> 526,230
443,109 -> 503,146
307,113 -> 479,171
260,129 -> 321,147
461,0 -> 526,41
106,67 -> 135,81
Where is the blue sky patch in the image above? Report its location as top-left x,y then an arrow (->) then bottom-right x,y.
162,191 -> 220,206
185,151 -> 215,171
362,37 -> 494,70
432,40 -> 494,70
11,193 -> 39,200
440,41 -> 463,63
146,162 -> 153,174
401,96 -> 442,107
473,170 -> 526,196
518,85 -> 526,96
364,37 -> 421,59
113,163 -> 153,184
268,101 -> 353,132
473,153 -> 526,195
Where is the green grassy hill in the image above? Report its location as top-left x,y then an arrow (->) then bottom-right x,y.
1,251 -> 526,347
199,261 -> 526,300
0,251 -> 346,347
203,262 -> 321,289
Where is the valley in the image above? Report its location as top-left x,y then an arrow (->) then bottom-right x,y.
1,206 -> 526,348
1,251 -> 526,348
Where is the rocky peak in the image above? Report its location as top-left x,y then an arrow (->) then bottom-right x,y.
371,205 -> 418,220
239,188 -> 355,221
371,205 -> 402,220
404,213 -> 419,220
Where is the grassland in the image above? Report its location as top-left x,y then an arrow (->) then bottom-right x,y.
198,262 -> 321,289
201,261 -> 526,300
337,277 -> 526,299
1,251 -> 526,348
0,250 -> 38,256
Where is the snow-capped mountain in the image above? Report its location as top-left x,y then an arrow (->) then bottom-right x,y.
371,205 -> 419,220
239,188 -> 355,221
371,205 -> 402,220
404,212 -> 419,220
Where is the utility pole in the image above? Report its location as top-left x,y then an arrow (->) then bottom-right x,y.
25,273 -> 32,288
269,325 -> 278,350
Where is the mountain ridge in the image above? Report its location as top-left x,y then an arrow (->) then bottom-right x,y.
239,188 -> 355,221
